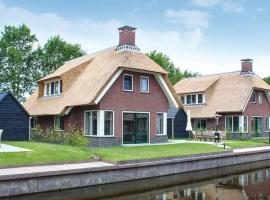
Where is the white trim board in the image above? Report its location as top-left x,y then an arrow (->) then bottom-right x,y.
154,74 -> 178,109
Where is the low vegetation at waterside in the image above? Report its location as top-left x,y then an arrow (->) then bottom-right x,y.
31,125 -> 88,147
0,138 -> 269,167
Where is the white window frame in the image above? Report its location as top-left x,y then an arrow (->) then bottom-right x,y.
84,110 -> 98,136
54,115 -> 64,131
251,92 -> 256,103
123,74 -> 133,92
140,76 -> 150,93
104,110 -> 115,136
30,116 -> 38,130
157,112 -> 167,135
266,116 -> 270,131
259,92 -> 263,104
183,93 -> 205,105
44,79 -> 62,97
225,115 -> 248,133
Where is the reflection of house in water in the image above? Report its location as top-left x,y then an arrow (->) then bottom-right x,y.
152,169 -> 270,200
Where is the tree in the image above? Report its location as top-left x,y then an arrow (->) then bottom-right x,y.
36,36 -> 86,77
264,76 -> 270,85
146,50 -> 198,84
0,24 -> 38,102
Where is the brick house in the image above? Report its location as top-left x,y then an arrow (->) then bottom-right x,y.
24,26 -> 182,147
174,59 -> 270,138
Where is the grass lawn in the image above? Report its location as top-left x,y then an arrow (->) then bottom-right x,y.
227,138 -> 270,148
93,143 -> 223,161
0,141 -> 93,167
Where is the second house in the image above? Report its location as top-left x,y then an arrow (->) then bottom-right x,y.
24,26 -> 182,147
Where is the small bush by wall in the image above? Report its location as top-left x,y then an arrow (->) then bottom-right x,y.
31,124 -> 89,147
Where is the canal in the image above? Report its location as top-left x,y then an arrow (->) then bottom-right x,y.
3,160 -> 270,200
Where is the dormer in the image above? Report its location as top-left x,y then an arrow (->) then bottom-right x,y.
180,93 -> 205,105
43,79 -> 63,97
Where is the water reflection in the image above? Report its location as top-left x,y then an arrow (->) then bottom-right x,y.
152,169 -> 270,200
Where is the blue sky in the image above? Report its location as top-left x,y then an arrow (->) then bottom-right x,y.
0,0 -> 270,76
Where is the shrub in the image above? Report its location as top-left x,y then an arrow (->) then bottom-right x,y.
31,124 -> 89,148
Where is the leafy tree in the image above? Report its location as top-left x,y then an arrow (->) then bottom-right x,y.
147,50 -> 198,84
0,24 -> 38,101
264,76 -> 270,85
36,36 -> 86,77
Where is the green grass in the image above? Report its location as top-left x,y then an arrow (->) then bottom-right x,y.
0,141 -> 93,166
93,143 -> 223,161
226,138 -> 270,149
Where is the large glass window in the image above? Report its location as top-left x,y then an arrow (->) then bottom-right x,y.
54,116 -> 64,131
183,93 -> 205,105
193,119 -> 207,130
140,76 -> 149,93
251,117 -> 262,135
85,111 -> 97,136
226,116 -> 248,133
45,80 -> 62,96
259,92 -> 263,104
157,113 -> 164,135
104,111 -> 114,136
191,95 -> 196,104
123,74 -> 133,91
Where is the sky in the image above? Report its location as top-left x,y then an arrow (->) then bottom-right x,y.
0,0 -> 269,77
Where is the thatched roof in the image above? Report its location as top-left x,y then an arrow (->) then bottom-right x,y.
24,47 -> 181,116
174,71 -> 270,118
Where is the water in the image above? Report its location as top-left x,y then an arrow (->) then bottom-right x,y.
3,161 -> 270,200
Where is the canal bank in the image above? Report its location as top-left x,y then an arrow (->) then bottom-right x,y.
1,147 -> 270,198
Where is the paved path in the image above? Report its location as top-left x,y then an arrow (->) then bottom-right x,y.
0,162 -> 115,176
0,144 -> 31,153
233,146 -> 270,153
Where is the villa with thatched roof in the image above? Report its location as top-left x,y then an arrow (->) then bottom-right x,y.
174,59 -> 270,138
24,26 -> 183,147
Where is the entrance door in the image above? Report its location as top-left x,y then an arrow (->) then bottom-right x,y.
123,113 -> 149,144
251,117 -> 263,135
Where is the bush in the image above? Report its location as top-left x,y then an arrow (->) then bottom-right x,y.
31,124 -> 89,148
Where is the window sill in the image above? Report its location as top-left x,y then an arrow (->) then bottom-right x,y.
85,135 -> 115,138
184,103 -> 205,106
123,90 -> 134,92
140,91 -> 150,94
156,134 -> 167,136
42,94 -> 62,99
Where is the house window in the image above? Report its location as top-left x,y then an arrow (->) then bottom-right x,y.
104,111 -> 114,136
45,80 -> 63,96
226,116 -> 248,133
193,119 -> 207,130
198,94 -> 203,104
30,117 -> 37,129
186,95 -> 192,104
266,117 -> 270,131
140,76 -> 149,93
54,116 -> 64,131
181,96 -> 185,104
259,92 -> 263,104
183,93 -> 205,105
251,117 -> 262,135
157,113 -> 164,135
123,74 -> 133,91
85,111 -> 97,136
251,92 -> 256,103
191,95 -> 196,104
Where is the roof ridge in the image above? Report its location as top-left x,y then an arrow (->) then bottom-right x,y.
182,71 -> 240,81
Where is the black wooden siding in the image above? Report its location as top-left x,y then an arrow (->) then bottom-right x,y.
0,93 -> 29,141
167,109 -> 188,138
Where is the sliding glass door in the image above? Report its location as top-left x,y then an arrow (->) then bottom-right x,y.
123,113 -> 149,144
251,117 -> 262,135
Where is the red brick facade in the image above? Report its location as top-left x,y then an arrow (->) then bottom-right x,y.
36,70 -> 169,145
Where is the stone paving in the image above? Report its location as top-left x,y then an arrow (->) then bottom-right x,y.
0,144 -> 32,153
233,146 -> 270,153
0,162 -> 115,176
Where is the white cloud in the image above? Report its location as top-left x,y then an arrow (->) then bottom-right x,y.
256,8 -> 264,12
192,0 -> 244,13
165,9 -> 210,29
192,0 -> 223,7
222,1 -> 244,13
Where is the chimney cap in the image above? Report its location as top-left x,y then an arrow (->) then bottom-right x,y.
118,25 -> 137,31
241,58 -> 253,62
